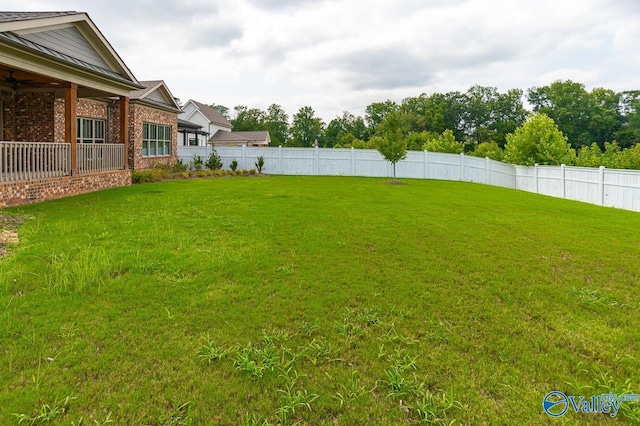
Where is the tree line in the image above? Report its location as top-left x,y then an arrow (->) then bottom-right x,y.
211,80 -> 640,169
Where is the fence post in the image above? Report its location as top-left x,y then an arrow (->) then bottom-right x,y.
278,145 -> 282,174
484,157 -> 491,185
460,152 -> 465,181
599,166 -> 605,206
242,144 -> 247,170
315,145 -> 320,175
485,157 -> 490,184
424,150 -> 428,179
534,163 -> 539,193
561,164 -> 566,199
351,147 -> 355,176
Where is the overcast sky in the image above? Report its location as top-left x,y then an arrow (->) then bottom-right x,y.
7,0 -> 640,121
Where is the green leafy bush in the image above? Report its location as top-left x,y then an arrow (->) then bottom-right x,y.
504,113 -> 576,165
230,160 -> 238,171
423,130 -> 464,154
205,150 -> 223,170
191,155 -> 204,171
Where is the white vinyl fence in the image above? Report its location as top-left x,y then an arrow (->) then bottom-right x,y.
178,146 -> 640,213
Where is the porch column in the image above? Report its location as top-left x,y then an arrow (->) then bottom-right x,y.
64,83 -> 78,175
119,96 -> 130,169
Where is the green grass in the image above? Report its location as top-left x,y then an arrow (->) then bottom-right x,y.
1,175 -> 639,424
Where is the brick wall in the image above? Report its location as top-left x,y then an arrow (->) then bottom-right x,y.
54,98 -> 121,143
15,92 -> 55,142
2,92 -> 55,142
1,91 -> 14,140
0,170 -> 132,208
129,103 -> 178,170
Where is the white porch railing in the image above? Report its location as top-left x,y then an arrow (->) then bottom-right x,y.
1,141 -> 70,183
77,143 -> 125,174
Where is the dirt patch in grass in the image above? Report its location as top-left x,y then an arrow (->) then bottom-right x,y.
0,213 -> 26,258
383,180 -> 407,185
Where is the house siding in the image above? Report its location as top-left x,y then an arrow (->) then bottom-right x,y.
20,26 -> 110,69
129,103 -> 177,170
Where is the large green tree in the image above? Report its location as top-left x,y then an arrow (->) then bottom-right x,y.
323,111 -> 368,147
365,100 -> 399,135
230,106 -> 266,131
290,106 -> 325,147
504,113 -> 576,166
615,91 -> 640,148
527,80 -> 622,149
265,104 -> 289,147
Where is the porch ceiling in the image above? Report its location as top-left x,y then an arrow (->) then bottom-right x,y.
0,64 -> 128,98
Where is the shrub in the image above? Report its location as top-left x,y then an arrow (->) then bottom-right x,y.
230,160 -> 238,172
172,158 -> 188,172
470,141 -> 504,161
423,130 -> 464,154
205,149 -> 223,170
191,155 -> 204,171
255,156 -> 265,173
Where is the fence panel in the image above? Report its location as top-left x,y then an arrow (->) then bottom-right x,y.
564,167 -> 601,205
604,169 -> 640,211
0,141 -> 70,182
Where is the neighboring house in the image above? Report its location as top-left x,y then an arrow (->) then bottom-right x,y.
178,118 -> 207,147
0,11 -> 181,207
178,99 -> 231,146
210,130 -> 270,147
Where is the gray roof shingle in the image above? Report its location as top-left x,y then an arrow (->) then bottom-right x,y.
210,130 -> 269,143
0,11 -> 79,23
190,100 -> 232,128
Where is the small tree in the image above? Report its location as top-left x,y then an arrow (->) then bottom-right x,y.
504,113 -> 576,166
205,149 -> 223,170
373,111 -> 407,181
255,156 -> 265,173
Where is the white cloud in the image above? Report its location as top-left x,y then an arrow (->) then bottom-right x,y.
9,0 -> 640,121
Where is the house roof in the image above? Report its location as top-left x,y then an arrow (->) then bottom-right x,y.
189,100 -> 232,128
0,11 -> 141,95
178,118 -> 203,130
210,130 -> 270,143
129,80 -> 181,113
0,11 -> 79,23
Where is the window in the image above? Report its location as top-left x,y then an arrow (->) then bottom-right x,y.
77,118 -> 105,143
142,123 -> 171,157
189,137 -> 197,146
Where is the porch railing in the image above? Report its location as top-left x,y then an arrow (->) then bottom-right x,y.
1,141 -> 70,183
77,143 -> 125,174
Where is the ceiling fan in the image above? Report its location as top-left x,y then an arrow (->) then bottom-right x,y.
3,69 -> 44,90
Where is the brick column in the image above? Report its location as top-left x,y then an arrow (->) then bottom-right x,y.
120,96 -> 130,169
65,83 -> 78,175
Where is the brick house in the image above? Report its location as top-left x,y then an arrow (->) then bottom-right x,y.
0,12 -> 180,207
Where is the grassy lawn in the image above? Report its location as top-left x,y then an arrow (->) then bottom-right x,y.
1,175 -> 639,425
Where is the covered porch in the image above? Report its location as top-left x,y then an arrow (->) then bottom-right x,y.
0,12 -> 144,206
0,66 -> 133,183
